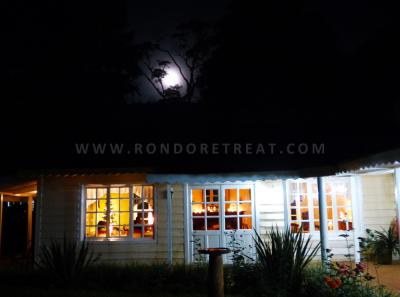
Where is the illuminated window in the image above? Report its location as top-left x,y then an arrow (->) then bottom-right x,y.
287,178 -> 352,233
191,187 -> 252,231
85,185 -> 154,239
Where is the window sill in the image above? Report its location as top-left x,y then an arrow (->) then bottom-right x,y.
85,238 -> 156,244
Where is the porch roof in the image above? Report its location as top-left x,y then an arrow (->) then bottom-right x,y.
336,148 -> 400,175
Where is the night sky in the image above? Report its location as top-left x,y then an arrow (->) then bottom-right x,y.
1,0 -> 400,176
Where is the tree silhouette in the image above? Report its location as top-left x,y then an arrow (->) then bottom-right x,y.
137,20 -> 216,102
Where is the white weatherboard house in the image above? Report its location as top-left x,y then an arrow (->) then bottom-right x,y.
0,149 -> 400,264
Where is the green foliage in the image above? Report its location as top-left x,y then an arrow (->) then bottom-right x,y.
321,233 -> 398,297
254,226 -> 321,295
359,226 -> 400,263
35,237 -> 100,284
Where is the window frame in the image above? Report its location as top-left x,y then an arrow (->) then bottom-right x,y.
286,177 -> 352,235
190,184 -> 254,232
83,184 -> 156,242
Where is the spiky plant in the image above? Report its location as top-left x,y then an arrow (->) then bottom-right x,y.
254,226 -> 321,295
36,236 -> 100,284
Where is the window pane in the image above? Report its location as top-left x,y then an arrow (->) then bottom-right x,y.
336,194 -> 347,206
87,189 -> 96,199
120,199 -> 129,212
326,195 -> 332,206
240,217 -> 252,229
300,182 -> 307,193
327,220 -> 334,231
192,189 -> 204,203
239,203 -> 252,215
143,198 -> 154,210
347,209 -> 353,221
314,221 -> 320,231
291,208 -> 297,220
143,186 -> 153,199
327,208 -> 333,219
225,217 -> 237,230
133,227 -> 143,238
312,183 -> 318,193
133,186 -> 142,198
97,188 -> 107,199
133,212 -> 145,225
225,203 -> 237,215
97,200 -> 107,213
290,195 -> 297,206
120,226 -> 129,236
207,218 -> 220,230
289,182 -> 297,192
239,189 -> 251,201
110,212 -> 119,226
120,187 -> 129,198
206,189 -> 219,202
206,204 -> 219,215
97,219 -> 107,237
86,213 -> 96,226
193,218 -> 205,230
86,200 -> 96,212
225,189 -> 237,201
314,208 -> 319,220
325,183 -> 332,193
86,227 -> 96,237
300,208 -> 309,220
313,196 -> 319,206
97,213 -> 107,224
299,194 -> 308,207
291,222 -> 300,232
120,212 -> 129,225
143,212 -> 154,225
110,188 -> 119,198
110,199 -> 119,212
334,183 -> 347,194
300,222 -> 310,233
144,226 -> 154,238
338,221 -> 347,231
110,225 -> 119,237
337,207 -> 348,221
133,199 -> 143,211
192,204 -> 205,216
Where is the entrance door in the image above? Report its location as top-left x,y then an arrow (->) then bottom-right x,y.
189,185 -> 255,263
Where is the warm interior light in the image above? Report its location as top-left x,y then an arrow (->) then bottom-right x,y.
192,204 -> 204,214
148,212 -> 154,225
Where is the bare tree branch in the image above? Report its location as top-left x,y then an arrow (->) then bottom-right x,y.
137,65 -> 165,99
157,47 -> 190,88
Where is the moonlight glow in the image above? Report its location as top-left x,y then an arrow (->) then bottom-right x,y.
163,69 -> 182,87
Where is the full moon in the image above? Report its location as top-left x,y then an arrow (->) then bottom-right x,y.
163,69 -> 182,87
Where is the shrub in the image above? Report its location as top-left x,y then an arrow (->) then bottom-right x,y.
254,226 -> 321,296
35,237 -> 100,285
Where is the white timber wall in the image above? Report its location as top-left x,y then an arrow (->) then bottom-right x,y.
360,173 -> 396,235
38,175 -> 185,264
255,180 -> 286,235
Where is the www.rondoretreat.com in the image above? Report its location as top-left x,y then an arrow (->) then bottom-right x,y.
74,142 -> 325,155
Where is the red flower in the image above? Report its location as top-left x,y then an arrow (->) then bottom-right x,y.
324,276 -> 342,289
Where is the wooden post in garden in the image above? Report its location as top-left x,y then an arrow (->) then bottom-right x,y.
199,248 -> 231,297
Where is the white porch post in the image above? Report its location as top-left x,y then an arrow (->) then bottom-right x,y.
350,176 -> 363,263
166,184 -> 173,266
317,177 -> 329,263
394,169 -> 400,240
0,193 -> 3,256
